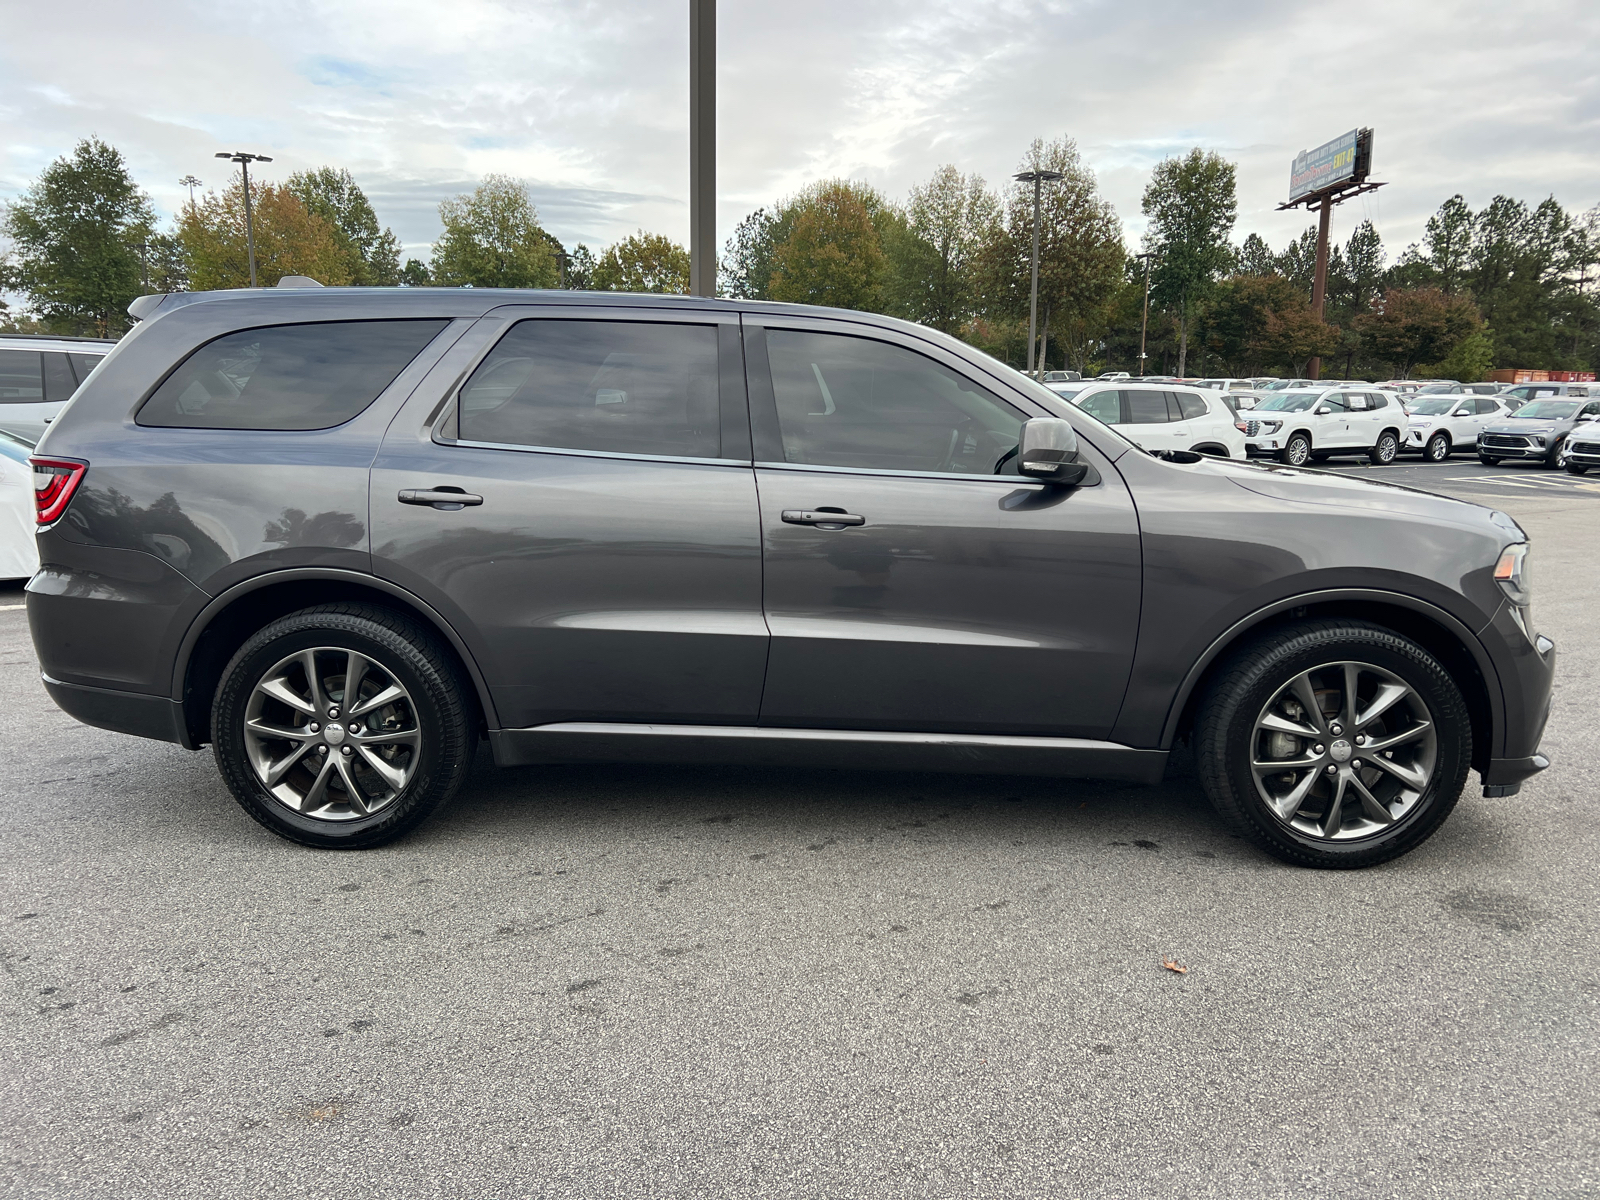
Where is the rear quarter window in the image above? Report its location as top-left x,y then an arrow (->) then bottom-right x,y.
137,320 -> 450,431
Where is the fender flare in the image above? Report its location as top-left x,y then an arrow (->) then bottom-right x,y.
170,567 -> 501,732
1157,586 -> 1503,750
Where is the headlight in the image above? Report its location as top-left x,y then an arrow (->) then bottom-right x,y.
1259,420 -> 1282,433
1494,542 -> 1533,639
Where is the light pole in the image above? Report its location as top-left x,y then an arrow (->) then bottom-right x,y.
688,0 -> 716,297
179,175 -> 202,207
214,151 -> 273,287
555,248 -> 571,289
1135,251 -> 1156,375
1014,169 -> 1064,378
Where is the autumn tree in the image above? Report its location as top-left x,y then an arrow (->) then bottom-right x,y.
767,180 -> 890,311
590,231 -> 690,293
287,167 -> 402,285
1357,288 -> 1483,378
431,175 -> 559,288
0,137 -> 154,335
178,175 -> 352,290
1204,274 -> 1338,375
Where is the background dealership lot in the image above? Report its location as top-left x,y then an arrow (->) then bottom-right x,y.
0,459 -> 1593,1198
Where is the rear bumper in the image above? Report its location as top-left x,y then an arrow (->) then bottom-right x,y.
41,673 -> 192,748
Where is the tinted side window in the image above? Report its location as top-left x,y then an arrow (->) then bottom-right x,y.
765,330 -> 1023,473
1366,392 -> 1388,409
0,350 -> 44,405
67,352 -> 105,384
1475,398 -> 1498,415
138,320 -> 448,431
1318,394 -> 1348,412
43,352 -> 77,403
1076,389 -> 1122,425
1126,391 -> 1171,424
1174,391 -> 1208,420
459,320 -> 720,458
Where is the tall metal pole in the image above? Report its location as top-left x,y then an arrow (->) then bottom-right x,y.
1308,197 -> 1332,379
689,0 -> 716,297
216,152 -> 273,288
240,159 -> 259,288
1026,175 -> 1042,375
1137,252 -> 1154,374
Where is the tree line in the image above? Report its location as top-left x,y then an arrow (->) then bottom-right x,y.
4,136 -> 1596,380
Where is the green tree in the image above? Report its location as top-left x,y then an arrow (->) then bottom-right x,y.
1356,287 -> 1482,377
1141,148 -> 1238,375
563,243 -> 597,290
1203,274 -> 1338,375
1277,226 -> 1318,292
178,175 -> 353,290
890,166 -> 999,334
720,208 -> 780,299
399,258 -> 432,287
286,167 -> 402,285
768,180 -> 890,311
431,175 -> 559,288
590,231 -> 690,293
1423,195 -> 1475,292
1237,232 -> 1276,276
982,136 -> 1125,372
0,137 -> 154,335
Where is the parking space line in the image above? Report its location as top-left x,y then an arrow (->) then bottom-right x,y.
0,604 -> 23,611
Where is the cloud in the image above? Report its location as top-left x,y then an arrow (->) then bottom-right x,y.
1,0 -> 1595,266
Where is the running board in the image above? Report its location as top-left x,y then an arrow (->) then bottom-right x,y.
488,723 -> 1168,783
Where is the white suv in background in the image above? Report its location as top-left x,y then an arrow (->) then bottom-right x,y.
1241,386 -> 1406,466
0,334 -> 116,441
1403,394 -> 1510,461
1070,383 -> 1247,458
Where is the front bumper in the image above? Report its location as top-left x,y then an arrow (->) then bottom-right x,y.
1566,439 -> 1600,465
1479,434 -> 1552,459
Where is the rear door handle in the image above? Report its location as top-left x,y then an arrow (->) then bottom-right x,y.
399,487 -> 483,510
781,509 -> 865,527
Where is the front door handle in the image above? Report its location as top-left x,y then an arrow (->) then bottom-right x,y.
399,487 -> 483,510
781,509 -> 865,528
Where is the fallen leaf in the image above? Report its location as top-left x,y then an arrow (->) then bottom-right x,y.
1161,957 -> 1188,975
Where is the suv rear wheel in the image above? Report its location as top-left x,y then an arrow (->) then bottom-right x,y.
212,603 -> 476,849
1195,620 -> 1470,868
1369,431 -> 1400,465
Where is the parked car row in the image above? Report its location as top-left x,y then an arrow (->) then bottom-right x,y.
0,334 -> 116,442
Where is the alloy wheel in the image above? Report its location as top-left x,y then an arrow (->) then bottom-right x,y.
1426,433 -> 1450,462
242,647 -> 422,820
1250,660 -> 1437,841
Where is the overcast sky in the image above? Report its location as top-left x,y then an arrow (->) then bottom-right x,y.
3,0 -> 1597,268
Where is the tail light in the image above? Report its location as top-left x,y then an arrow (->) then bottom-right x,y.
29,457 -> 88,526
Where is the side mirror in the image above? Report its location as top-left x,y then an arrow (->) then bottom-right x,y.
1017,418 -> 1088,486
1314,405 -> 1332,415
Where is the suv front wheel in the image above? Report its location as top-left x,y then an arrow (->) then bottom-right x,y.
1278,433 -> 1311,466
212,603 -> 476,849
1196,620 -> 1470,868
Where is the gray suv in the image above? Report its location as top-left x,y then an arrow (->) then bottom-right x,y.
25,288 -> 1555,867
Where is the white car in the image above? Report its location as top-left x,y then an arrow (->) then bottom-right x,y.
1241,386 -> 1407,466
1403,395 -> 1510,461
1070,383 -> 1247,458
0,335 -> 115,442
0,430 -> 38,581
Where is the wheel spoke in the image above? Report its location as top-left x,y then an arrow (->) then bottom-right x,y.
264,741 -> 316,787
257,675 -> 314,716
1270,766 -> 1322,821
1347,771 -> 1396,824
1259,710 -> 1321,739
342,651 -> 370,709
1321,772 -> 1348,838
1362,721 -> 1431,754
1357,681 -> 1412,730
353,727 -> 420,748
1288,673 -> 1329,734
1252,752 -> 1321,776
300,650 -> 329,715
332,755 -> 369,815
246,718 -> 317,742
348,683 -> 405,719
1341,663 -> 1361,730
300,754 -> 338,812
1364,752 -> 1429,791
356,746 -> 407,793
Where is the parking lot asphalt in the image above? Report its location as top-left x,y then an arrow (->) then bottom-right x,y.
0,464 -> 1595,1199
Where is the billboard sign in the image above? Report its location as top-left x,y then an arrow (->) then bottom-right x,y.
1289,129 -> 1360,203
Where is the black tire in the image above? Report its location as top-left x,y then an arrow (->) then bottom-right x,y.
1195,620 -> 1471,869
1424,432 -> 1451,462
1478,453 -> 1501,466
1278,433 -> 1311,466
212,603 -> 477,849
1369,430 -> 1400,465
1568,461 -> 1590,475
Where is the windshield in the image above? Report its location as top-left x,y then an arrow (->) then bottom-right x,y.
1408,398 -> 1460,416
1047,384 -> 1086,401
1416,383 -> 1459,395
1254,392 -> 1322,412
1514,400 -> 1580,420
